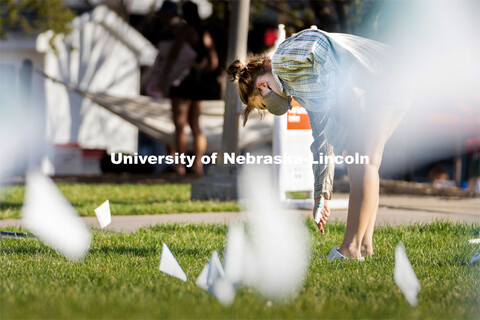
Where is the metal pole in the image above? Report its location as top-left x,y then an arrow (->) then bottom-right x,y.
190,0 -> 250,200
221,0 -> 250,163
454,116 -> 463,187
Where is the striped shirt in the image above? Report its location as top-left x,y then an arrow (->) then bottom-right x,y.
271,29 -> 391,199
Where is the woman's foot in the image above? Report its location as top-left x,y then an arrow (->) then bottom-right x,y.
173,164 -> 186,175
338,243 -> 363,259
191,162 -> 204,175
327,246 -> 365,261
361,244 -> 374,257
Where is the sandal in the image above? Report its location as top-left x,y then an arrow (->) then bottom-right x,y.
326,246 -> 365,261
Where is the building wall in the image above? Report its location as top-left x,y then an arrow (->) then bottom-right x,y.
0,33 -> 48,177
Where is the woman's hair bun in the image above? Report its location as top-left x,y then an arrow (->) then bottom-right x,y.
226,60 -> 245,81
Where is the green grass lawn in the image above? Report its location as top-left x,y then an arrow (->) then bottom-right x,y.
1,221 -> 479,319
0,184 -> 240,219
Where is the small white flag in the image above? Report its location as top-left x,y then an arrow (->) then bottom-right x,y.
238,164 -> 311,300
207,251 -> 225,287
394,243 -> 421,306
21,171 -> 91,260
469,250 -> 480,264
196,251 -> 225,290
224,224 -> 247,286
94,200 -> 111,228
196,251 -> 235,305
196,261 -> 210,291
159,243 -> 187,282
211,277 -> 236,306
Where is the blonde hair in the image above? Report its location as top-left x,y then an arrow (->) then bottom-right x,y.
226,54 -> 271,126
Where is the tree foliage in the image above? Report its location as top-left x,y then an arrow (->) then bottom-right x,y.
248,0 -> 367,34
0,0 -> 75,38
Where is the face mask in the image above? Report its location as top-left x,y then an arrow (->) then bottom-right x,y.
262,86 -> 291,115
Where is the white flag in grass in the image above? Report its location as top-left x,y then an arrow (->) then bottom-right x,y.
196,251 -> 225,290
224,224 -> 248,286
196,262 -> 210,291
196,251 -> 235,306
210,277 -> 236,306
206,251 -> 225,286
94,200 -> 111,228
159,243 -> 187,282
469,250 -> 480,264
21,171 -> 91,260
394,243 -> 421,306
239,163 -> 311,301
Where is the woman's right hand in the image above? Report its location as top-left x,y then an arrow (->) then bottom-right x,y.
313,197 -> 330,234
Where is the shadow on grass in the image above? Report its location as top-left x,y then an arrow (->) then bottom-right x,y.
2,245 -> 216,259
90,245 -> 205,257
68,200 -> 173,207
144,224 -> 227,235
90,245 -> 158,257
0,202 -> 23,210
109,200 -> 185,205
1,246 -> 55,255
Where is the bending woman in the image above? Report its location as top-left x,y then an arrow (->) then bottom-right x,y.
227,29 -> 406,259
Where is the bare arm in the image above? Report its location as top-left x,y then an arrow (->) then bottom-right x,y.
310,112 -> 335,201
308,110 -> 335,232
199,31 -> 218,72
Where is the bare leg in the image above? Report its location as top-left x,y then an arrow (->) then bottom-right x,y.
188,100 -> 206,174
171,97 -> 190,175
360,202 -> 378,256
340,162 -> 382,258
360,109 -> 406,256
338,107 -> 395,258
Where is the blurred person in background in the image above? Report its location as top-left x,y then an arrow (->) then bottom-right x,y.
169,1 -> 218,175
427,165 -> 454,188
146,1 -> 218,175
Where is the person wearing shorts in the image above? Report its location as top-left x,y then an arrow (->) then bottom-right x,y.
227,29 -> 407,259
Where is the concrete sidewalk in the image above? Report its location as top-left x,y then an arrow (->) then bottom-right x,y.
1,195 -> 478,233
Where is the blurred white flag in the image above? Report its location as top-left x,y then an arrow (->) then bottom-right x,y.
196,251 -> 235,306
394,243 -> 421,306
223,224 -> 248,285
239,163 -> 311,300
21,171 -> 91,260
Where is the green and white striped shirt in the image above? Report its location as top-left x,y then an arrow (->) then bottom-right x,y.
271,29 -> 391,199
